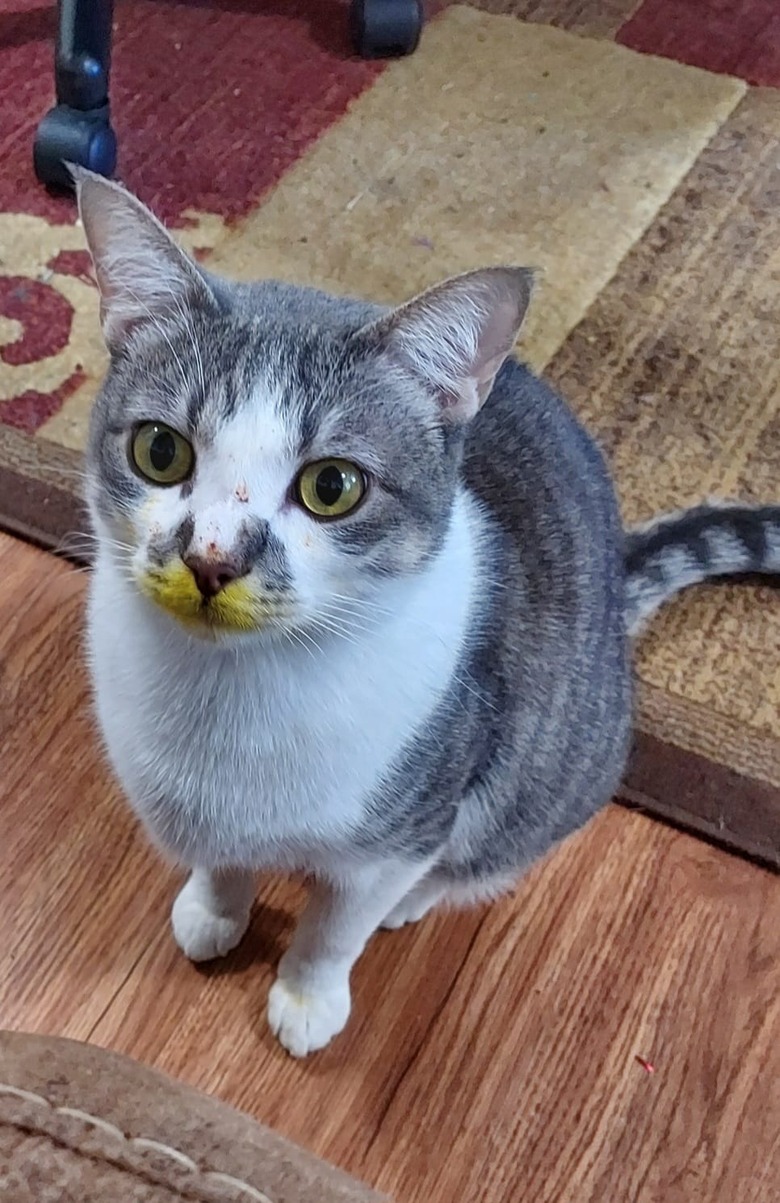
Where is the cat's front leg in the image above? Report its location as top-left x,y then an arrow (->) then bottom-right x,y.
381,873 -> 447,929
172,867 -> 255,962
268,859 -> 432,1057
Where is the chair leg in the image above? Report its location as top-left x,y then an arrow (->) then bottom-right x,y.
350,0 -> 423,58
34,0 -> 117,189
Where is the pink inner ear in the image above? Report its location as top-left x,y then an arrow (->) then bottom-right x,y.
370,267 -> 534,422
472,299 -> 524,375
475,350 -> 510,386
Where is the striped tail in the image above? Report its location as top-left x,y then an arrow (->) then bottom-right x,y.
624,503 -> 780,636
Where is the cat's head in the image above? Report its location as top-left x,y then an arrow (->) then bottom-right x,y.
77,170 -> 533,643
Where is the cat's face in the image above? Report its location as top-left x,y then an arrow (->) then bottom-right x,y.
89,312 -> 459,641
78,171 -> 532,643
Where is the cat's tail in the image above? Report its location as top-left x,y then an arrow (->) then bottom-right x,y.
624,502 -> 780,636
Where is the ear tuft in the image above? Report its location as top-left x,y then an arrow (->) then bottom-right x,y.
75,169 -> 215,350
370,267 -> 535,424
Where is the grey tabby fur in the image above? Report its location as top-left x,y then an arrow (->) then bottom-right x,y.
78,169 -> 780,1053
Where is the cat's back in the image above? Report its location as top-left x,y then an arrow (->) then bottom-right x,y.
466,357 -> 625,621
439,358 -> 632,869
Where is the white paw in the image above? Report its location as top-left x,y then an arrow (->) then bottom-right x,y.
267,976 -> 351,1057
171,882 -> 250,962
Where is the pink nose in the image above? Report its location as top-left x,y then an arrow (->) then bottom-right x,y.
183,556 -> 243,599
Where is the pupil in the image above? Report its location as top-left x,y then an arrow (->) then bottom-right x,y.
315,465 -> 345,507
150,430 -> 176,472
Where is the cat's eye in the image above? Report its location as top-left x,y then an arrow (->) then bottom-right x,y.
296,459 -> 366,519
131,423 -> 194,486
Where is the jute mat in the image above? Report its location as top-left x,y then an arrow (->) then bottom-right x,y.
0,1030 -> 386,1201
1,0 -> 778,862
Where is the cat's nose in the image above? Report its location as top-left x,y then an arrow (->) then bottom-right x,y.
184,556 -> 244,599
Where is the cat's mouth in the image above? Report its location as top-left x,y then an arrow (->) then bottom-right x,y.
138,561 -> 288,634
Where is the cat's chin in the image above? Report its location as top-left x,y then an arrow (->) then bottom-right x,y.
179,619 -> 221,644
167,614 -> 268,645
158,607 -> 297,648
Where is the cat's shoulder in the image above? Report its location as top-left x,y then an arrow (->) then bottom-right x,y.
474,356 -> 600,462
466,355 -> 618,523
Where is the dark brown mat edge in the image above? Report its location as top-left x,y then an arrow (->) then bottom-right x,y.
0,426 -> 88,558
625,729 -> 780,871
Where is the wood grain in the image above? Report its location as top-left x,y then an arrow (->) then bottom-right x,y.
0,535 -> 172,1037
0,531 -> 778,1202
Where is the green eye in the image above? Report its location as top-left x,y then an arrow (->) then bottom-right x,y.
296,459 -> 366,518
131,423 -> 194,486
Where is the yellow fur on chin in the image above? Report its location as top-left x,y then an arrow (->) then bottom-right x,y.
138,561 -> 270,631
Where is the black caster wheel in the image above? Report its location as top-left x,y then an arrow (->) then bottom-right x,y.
350,0 -> 423,58
33,103 -> 117,190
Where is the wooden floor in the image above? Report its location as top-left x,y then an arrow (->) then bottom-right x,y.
0,531 -> 778,1202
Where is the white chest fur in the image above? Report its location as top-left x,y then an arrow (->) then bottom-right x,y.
88,494 -> 482,872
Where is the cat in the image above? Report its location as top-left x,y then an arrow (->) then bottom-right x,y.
76,168 -> 780,1057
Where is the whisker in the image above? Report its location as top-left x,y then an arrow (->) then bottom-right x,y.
325,592 -> 393,617
317,609 -> 378,638
290,624 -> 324,658
46,465 -> 91,484
306,616 -> 363,650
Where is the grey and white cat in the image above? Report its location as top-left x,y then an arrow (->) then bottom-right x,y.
78,170 -> 780,1057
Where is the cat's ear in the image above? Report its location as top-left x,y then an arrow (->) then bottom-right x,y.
369,267 -> 535,424
72,167 -> 216,350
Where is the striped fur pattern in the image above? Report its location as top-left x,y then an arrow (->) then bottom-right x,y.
625,502 -> 780,635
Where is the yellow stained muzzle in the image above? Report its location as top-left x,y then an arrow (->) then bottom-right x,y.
138,560 -> 275,631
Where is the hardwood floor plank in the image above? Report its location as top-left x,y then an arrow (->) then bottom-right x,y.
361,813 -> 779,1203
0,535 -> 170,1037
